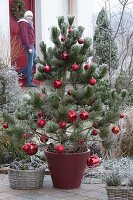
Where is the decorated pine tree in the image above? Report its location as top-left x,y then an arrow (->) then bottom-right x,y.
2,16 -> 128,159
93,8 -> 118,77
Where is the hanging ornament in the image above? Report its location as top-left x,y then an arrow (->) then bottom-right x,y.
36,111 -> 45,118
68,27 -> 74,33
78,38 -> 84,44
58,121 -> 67,129
22,142 -> 38,156
76,138 -> 85,145
55,144 -> 65,154
60,52 -> 68,60
112,125 -> 120,134
2,122 -> 8,129
72,64 -> 79,71
89,77 -> 96,86
44,65 -> 51,73
87,155 -> 101,168
53,80 -> 62,89
91,129 -> 98,136
23,133 -> 31,139
84,64 -> 91,70
61,35 -> 66,42
68,110 -> 77,123
40,134 -> 49,143
79,111 -> 89,120
37,118 -> 46,128
120,113 -> 125,118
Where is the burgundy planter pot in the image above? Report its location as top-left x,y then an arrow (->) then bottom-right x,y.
45,149 -> 90,189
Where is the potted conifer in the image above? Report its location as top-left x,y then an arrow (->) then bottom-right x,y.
2,16 -> 128,189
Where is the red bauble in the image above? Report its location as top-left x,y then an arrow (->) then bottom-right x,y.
84,64 -> 91,70
72,64 -> 79,71
2,122 -> 8,129
68,27 -> 74,33
44,65 -> 51,73
68,110 -> 77,123
79,111 -> 89,120
61,35 -> 66,42
61,52 -> 68,60
40,134 -> 49,143
37,118 -> 46,128
58,121 -> 67,129
23,133 -> 31,139
77,138 -> 85,145
87,155 -> 101,168
78,38 -> 84,44
89,77 -> 96,86
67,90 -> 72,95
22,142 -> 38,156
55,144 -> 65,154
120,113 -> 125,118
91,129 -> 98,136
112,125 -> 120,134
53,80 -> 62,89
36,111 -> 45,118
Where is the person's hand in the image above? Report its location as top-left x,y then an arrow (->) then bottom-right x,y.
29,49 -> 33,53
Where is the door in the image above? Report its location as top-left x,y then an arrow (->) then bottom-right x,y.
9,0 -> 35,71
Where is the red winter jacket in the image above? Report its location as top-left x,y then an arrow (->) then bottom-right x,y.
18,19 -> 35,49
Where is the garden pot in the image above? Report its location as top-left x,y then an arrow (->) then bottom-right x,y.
45,149 -> 90,189
8,166 -> 45,190
106,186 -> 128,200
128,187 -> 133,200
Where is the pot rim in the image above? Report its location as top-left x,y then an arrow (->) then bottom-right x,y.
44,148 -> 90,156
8,165 -> 45,172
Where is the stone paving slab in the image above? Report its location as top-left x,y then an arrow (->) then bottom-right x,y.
0,174 -> 108,200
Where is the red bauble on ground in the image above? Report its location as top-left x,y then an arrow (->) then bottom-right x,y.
55,144 -> 65,154
87,155 -> 101,168
2,122 -> 8,129
78,38 -> 84,44
72,64 -> 79,71
89,77 -> 97,86
23,133 -> 31,139
22,142 -> 38,156
68,110 -> 77,123
53,80 -> 62,89
58,121 -> 67,129
36,111 -> 45,118
37,118 -> 46,128
91,129 -> 98,136
112,125 -> 120,134
40,134 -> 49,143
44,65 -> 51,73
84,64 -> 91,70
79,111 -> 89,120
120,113 -> 125,118
60,52 -> 68,60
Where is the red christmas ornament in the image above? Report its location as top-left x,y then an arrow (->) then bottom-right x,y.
89,77 -> 97,86
44,65 -> 51,73
72,64 -> 79,71
68,27 -> 74,33
67,90 -> 72,95
55,144 -> 65,154
23,133 -> 31,139
37,118 -> 46,128
40,134 -> 49,143
68,110 -> 77,123
91,129 -> 98,136
87,155 -> 101,168
79,111 -> 89,120
78,38 -> 84,44
22,142 -> 38,156
84,64 -> 91,70
36,111 -> 45,118
58,121 -> 67,129
61,35 -> 66,42
112,125 -> 120,134
53,80 -> 62,89
120,113 -> 125,118
77,138 -> 85,145
61,52 -> 68,60
2,122 -> 8,129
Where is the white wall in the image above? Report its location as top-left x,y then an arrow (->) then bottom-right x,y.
0,0 -> 10,65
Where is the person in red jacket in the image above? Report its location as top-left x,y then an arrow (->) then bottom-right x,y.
18,10 -> 37,87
